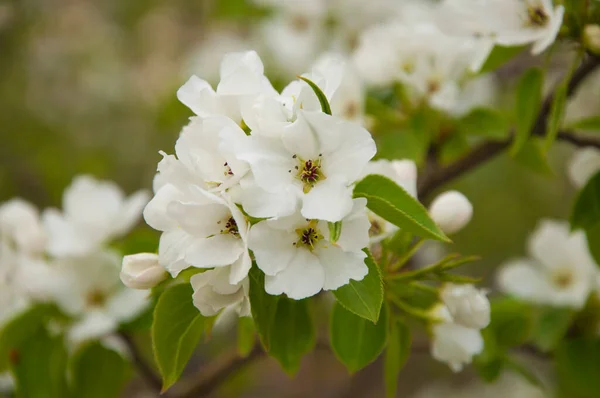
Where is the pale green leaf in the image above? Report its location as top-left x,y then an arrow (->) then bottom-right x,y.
71,342 -> 131,398
151,283 -> 205,391
457,108 -> 509,140
237,316 -> 256,358
514,137 -> 553,175
531,307 -> 575,352
333,249 -> 383,323
9,328 -> 68,398
556,339 -> 600,398
479,45 -> 526,74
384,319 -> 411,398
545,78 -> 568,150
511,68 -> 544,155
330,302 -> 388,373
567,116 -> 600,132
249,266 -> 280,350
328,221 -> 343,243
354,175 -> 450,242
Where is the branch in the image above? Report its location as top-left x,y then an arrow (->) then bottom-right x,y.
118,332 -> 163,393
177,345 -> 264,398
418,54 -> 600,199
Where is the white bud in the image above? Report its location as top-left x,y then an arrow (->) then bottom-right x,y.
584,25 -> 600,55
431,322 -> 483,372
429,191 -> 473,235
440,283 -> 490,330
120,253 -> 167,290
568,148 -> 600,188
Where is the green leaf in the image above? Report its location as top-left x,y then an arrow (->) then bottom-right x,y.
354,175 -> 450,242
511,68 -> 544,156
474,355 -> 505,383
384,319 -> 411,398
298,76 -> 332,115
330,302 -> 388,373
478,45 -> 526,74
71,342 -> 131,398
504,355 -> 544,388
567,116 -> 600,132
556,338 -> 600,398
584,225 -> 600,267
9,328 -> 68,398
268,298 -> 315,374
249,266 -> 280,350
328,221 -> 343,243
545,77 -> 568,150
571,170 -> 600,231
439,132 -> 470,165
333,249 -> 383,323
249,267 -> 314,374
0,304 -> 56,371
457,108 -> 509,140
488,298 -> 533,349
237,316 -> 256,358
151,283 -> 205,392
531,307 -> 575,352
514,137 -> 553,175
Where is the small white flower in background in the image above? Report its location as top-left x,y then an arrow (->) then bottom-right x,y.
360,159 -> 418,242
568,147 -> 600,189
429,191 -> 473,235
497,219 -> 597,309
235,110 -> 376,222
0,372 -> 13,394
178,50 -> 277,123
440,283 -> 490,330
46,250 -> 149,345
429,303 -> 485,372
353,22 -> 491,112
248,199 -> 371,299
190,268 -> 250,317
436,0 -> 564,57
0,198 -> 47,254
121,253 -> 167,290
42,175 -> 149,257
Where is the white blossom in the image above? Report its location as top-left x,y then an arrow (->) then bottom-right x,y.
248,199 -> 370,299
497,219 -> 597,309
235,110 -> 376,222
190,268 -> 250,317
568,147 -> 600,188
120,253 -> 168,290
429,191 -> 473,235
42,175 -> 149,257
0,198 -> 46,254
436,0 -> 564,57
177,50 -> 277,123
440,283 -> 490,330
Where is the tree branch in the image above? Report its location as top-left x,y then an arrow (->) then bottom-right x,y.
177,345 -> 264,398
418,54 -> 600,200
118,332 -> 163,393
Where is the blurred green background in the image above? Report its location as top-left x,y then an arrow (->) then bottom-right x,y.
0,0 -> 584,396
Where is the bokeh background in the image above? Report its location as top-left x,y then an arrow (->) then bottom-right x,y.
1,0 -> 597,396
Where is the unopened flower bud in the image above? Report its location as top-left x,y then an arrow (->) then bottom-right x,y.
429,191 -> 473,235
440,283 -> 490,329
584,25 -> 600,55
121,253 -> 167,290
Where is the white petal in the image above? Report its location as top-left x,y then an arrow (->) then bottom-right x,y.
496,259 -> 555,303
248,221 -> 297,276
158,229 -> 194,276
431,322 -> 483,372
318,246 -> 368,291
68,310 -> 117,345
527,219 -> 572,270
143,184 -> 182,231
42,208 -> 94,257
229,249 -> 252,285
265,248 -> 325,299
185,234 -> 243,268
301,178 -> 353,222
334,198 -> 371,251
113,190 -> 150,237
568,148 -> 600,188
105,288 -> 150,322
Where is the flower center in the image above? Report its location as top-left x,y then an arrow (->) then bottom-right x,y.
527,5 -> 548,26
219,216 -> 240,237
223,162 -> 234,177
86,289 -> 107,307
290,155 -> 326,193
369,219 -> 384,237
552,268 -> 574,289
294,221 -> 324,250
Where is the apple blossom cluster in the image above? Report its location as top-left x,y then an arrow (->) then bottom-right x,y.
430,283 -> 491,372
0,176 -> 150,345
